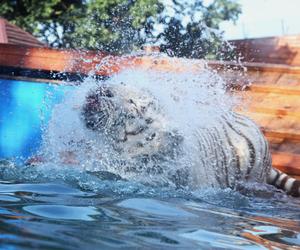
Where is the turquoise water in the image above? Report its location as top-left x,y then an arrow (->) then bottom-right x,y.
0,164 -> 299,249
0,78 -> 70,163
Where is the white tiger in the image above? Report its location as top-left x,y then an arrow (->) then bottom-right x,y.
82,84 -> 300,197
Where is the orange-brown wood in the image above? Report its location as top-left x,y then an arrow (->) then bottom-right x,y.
272,152 -> 300,176
230,35 -> 300,66
0,18 -> 44,47
248,84 -> 300,95
0,44 -> 208,77
0,44 -> 140,76
236,92 -> 300,118
3,44 -> 300,79
209,60 -> 300,74
240,111 -> 300,138
249,107 -> 300,119
232,63 -> 300,178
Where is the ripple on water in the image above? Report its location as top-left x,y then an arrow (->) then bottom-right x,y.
181,229 -> 265,249
23,205 -> 100,221
0,195 -> 20,202
0,179 -> 299,249
0,183 -> 86,196
118,198 -> 197,218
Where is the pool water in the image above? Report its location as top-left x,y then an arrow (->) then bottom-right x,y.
1,68 -> 299,249
0,164 -> 299,249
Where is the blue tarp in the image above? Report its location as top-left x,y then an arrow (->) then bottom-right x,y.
0,79 -> 71,163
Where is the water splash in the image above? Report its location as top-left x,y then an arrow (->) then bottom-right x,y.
38,58 -> 240,189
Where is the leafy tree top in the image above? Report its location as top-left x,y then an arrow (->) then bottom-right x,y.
0,0 -> 241,58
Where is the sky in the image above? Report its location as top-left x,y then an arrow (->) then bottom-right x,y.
219,0 -> 300,40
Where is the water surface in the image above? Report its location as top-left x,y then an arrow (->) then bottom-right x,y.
0,165 -> 299,249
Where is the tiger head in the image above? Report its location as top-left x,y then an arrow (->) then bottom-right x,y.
82,84 -> 183,161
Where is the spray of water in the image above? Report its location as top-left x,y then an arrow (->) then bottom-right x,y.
38,57 -> 239,189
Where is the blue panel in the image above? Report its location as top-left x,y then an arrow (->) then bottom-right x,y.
0,79 -> 72,163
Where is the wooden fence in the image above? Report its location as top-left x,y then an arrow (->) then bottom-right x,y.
230,35 -> 300,66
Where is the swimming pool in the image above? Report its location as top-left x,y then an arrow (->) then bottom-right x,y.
0,78 -> 71,163
0,75 -> 299,250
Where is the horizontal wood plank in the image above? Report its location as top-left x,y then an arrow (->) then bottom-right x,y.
240,111 -> 300,138
247,84 -> 300,95
272,152 -> 300,176
230,35 -> 300,66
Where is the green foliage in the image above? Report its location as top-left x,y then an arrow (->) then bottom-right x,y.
158,0 -> 241,59
0,0 -> 82,46
66,0 -> 164,53
0,0 -> 241,58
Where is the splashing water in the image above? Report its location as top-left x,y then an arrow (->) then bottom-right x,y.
38,60 -> 240,188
